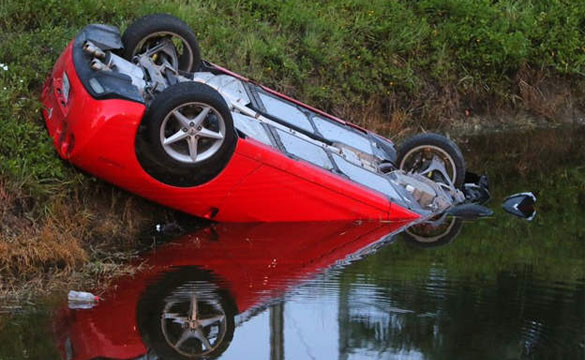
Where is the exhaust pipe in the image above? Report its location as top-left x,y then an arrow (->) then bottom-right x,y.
90,58 -> 110,72
83,41 -> 106,59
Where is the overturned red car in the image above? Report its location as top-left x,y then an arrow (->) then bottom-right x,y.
41,14 -> 472,222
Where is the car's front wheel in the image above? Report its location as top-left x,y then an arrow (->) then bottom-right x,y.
401,215 -> 463,248
136,82 -> 237,187
397,133 -> 466,189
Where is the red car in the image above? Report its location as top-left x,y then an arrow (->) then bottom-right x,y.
41,14 -> 470,222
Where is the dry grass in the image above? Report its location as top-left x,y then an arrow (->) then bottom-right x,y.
516,65 -> 574,121
0,202 -> 88,276
0,178 -> 170,303
462,126 -> 585,178
331,73 -> 581,141
334,97 -> 415,139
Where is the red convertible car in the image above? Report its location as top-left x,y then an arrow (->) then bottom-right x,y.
41,14 -> 470,222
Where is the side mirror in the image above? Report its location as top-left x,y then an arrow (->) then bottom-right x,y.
502,192 -> 537,221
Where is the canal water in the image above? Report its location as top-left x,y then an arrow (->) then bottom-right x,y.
0,126 -> 583,359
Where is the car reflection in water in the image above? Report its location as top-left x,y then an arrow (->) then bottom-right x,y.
53,218 -> 465,360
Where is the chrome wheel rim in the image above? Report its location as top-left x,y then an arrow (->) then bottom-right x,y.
133,31 -> 194,71
399,145 -> 458,185
160,282 -> 228,357
160,102 -> 226,164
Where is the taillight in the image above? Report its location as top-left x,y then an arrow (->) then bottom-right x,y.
61,72 -> 70,104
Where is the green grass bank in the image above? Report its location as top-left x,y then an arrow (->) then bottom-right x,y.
0,0 -> 583,299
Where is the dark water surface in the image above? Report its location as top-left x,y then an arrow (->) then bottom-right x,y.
1,126 -> 583,360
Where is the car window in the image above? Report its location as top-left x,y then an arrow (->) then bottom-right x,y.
258,92 -> 315,133
276,129 -> 333,170
331,153 -> 401,199
233,113 -> 274,146
313,116 -> 374,155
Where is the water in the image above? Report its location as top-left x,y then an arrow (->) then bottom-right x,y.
0,127 -> 583,360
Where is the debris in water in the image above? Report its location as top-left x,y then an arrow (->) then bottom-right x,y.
68,290 -> 100,309
154,222 -> 184,236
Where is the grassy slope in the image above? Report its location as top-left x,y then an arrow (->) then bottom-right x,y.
0,0 -> 583,297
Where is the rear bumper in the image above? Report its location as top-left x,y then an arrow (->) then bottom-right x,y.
41,41 -> 147,161
41,42 -> 76,158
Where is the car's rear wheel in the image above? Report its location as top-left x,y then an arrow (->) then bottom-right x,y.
397,133 -> 466,189
122,13 -> 201,72
136,82 -> 237,187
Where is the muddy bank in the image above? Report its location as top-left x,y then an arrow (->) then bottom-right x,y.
448,107 -> 585,137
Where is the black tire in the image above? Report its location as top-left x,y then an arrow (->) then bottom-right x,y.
136,82 -> 237,187
122,13 -> 201,72
401,216 -> 463,248
397,133 -> 466,188
137,267 -> 237,360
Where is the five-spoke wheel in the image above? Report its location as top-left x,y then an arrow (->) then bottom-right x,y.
136,82 -> 237,187
160,103 -> 226,164
137,267 -> 236,359
160,284 -> 229,357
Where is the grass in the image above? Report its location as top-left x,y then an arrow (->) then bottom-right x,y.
0,0 -> 583,300
0,176 -> 174,301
